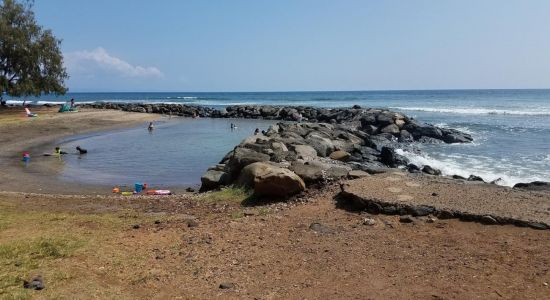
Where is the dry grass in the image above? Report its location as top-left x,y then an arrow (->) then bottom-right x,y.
0,200 -> 164,300
199,186 -> 253,204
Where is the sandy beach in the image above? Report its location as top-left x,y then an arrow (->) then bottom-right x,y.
0,107 -> 549,299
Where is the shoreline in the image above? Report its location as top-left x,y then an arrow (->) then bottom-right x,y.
0,105 -> 546,191
1,105 -> 548,226
0,106 -> 158,194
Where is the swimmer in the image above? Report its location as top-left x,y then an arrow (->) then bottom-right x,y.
76,146 -> 87,154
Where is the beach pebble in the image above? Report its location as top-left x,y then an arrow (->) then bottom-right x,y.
219,282 -> 235,289
309,222 -> 334,234
399,215 -> 416,223
426,216 -> 438,223
362,218 -> 376,226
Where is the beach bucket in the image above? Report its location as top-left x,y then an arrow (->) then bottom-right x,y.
135,183 -> 143,193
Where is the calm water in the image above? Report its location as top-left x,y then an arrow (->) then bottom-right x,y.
11,89 -> 549,187
58,118 -> 276,187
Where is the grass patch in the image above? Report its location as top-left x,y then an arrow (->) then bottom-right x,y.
229,211 -> 244,220
0,237 -> 83,298
202,186 -> 254,204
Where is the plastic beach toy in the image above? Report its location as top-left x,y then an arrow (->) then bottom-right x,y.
121,191 -> 133,196
22,152 -> 30,162
146,190 -> 171,195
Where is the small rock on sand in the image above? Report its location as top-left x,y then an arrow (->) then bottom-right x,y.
219,282 -> 235,289
399,215 -> 416,223
23,276 -> 44,290
363,218 -> 376,226
309,222 -> 334,234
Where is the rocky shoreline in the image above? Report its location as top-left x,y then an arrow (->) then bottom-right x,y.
32,102 -> 549,194
192,104 -> 474,196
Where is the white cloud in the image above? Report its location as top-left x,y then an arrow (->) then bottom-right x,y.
65,47 -> 163,78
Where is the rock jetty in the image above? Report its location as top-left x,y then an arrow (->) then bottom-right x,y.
191,105 -> 473,197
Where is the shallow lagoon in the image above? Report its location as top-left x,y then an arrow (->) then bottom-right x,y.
58,117 -> 276,188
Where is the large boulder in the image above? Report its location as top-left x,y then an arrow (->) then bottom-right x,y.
329,150 -> 351,162
290,161 -> 325,184
513,181 -> 550,192
238,162 -> 305,197
375,113 -> 394,126
200,169 -> 230,191
442,132 -> 473,143
293,145 -> 318,160
306,135 -> 335,157
380,124 -> 400,135
290,161 -> 351,184
404,123 -> 444,140
225,147 -> 271,179
380,146 -> 398,167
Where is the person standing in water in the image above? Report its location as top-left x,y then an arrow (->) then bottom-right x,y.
148,122 -> 154,131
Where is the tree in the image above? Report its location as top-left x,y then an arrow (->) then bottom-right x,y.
0,0 -> 68,105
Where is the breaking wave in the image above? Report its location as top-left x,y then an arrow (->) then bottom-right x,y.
390,106 -> 550,116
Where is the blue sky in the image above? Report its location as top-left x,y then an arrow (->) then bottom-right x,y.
33,0 -> 550,92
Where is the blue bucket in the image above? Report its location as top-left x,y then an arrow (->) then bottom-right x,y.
134,183 -> 143,193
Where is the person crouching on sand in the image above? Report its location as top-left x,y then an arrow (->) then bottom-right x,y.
55,147 -> 67,155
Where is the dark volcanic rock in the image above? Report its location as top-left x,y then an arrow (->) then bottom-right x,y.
407,163 -> 421,173
200,169 -> 229,191
513,181 -> 550,192
422,165 -> 441,176
380,147 -> 398,167
467,175 -> 485,182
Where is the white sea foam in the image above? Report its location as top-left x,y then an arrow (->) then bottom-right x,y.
395,148 -> 549,187
6,100 -> 25,105
390,106 -> 550,116
5,100 -> 94,105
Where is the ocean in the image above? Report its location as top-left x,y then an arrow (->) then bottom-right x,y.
9,89 -> 550,187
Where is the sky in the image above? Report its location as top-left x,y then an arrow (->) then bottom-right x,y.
32,0 -> 550,92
